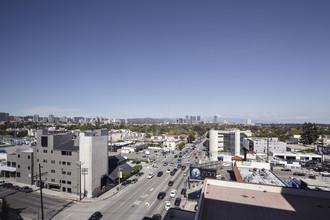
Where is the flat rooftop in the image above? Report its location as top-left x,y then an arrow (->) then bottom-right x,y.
198,179 -> 330,220
238,167 -> 286,186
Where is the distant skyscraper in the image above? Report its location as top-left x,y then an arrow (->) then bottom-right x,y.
48,114 -> 54,123
203,116 -> 207,124
33,114 -> 39,122
213,115 -> 218,124
197,116 -> 201,123
0,112 -> 10,122
185,115 -> 189,124
247,119 -> 252,125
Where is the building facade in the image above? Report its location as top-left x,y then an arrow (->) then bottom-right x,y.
243,137 -> 287,154
79,130 -> 108,198
209,130 -> 252,161
34,130 -> 80,194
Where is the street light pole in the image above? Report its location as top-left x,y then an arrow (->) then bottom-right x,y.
39,164 -> 44,220
76,161 -> 82,200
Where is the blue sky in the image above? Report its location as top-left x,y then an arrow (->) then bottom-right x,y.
1,0 -> 330,123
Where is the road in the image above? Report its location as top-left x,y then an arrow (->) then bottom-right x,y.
53,137 -> 207,220
0,187 -> 72,220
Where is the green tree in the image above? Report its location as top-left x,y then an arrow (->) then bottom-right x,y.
203,139 -> 209,150
132,165 -> 142,174
121,171 -> 131,181
300,123 -> 319,145
177,142 -> 185,150
187,134 -> 196,143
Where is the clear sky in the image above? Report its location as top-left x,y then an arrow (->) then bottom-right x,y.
1,0 -> 330,123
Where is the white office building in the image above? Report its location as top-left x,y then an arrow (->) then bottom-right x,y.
209,129 -> 252,161
79,130 -> 108,198
243,137 -> 287,154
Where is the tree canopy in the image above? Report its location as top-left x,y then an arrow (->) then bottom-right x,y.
300,123 -> 319,145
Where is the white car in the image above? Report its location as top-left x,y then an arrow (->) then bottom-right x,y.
166,169 -> 171,173
147,173 -> 154,179
165,201 -> 171,211
170,189 -> 177,198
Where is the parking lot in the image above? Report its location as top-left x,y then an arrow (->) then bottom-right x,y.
0,185 -> 72,220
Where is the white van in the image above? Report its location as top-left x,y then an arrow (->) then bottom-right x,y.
0,180 -> 5,185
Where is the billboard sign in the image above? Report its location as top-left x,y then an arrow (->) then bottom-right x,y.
190,166 -> 217,180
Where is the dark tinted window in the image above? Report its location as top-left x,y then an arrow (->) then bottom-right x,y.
41,136 -> 48,147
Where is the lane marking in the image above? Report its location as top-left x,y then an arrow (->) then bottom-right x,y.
148,199 -> 157,210
133,200 -> 142,206
62,213 -> 73,220
141,194 -> 149,198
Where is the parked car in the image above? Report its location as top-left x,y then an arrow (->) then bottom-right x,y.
181,188 -> 187,195
168,181 -> 174,186
88,211 -> 102,220
151,214 -> 162,220
157,192 -> 166,200
174,197 -> 181,206
131,178 -> 138,184
19,186 -> 33,193
281,168 -> 292,172
11,185 -> 20,190
170,189 -> 177,198
165,201 -> 171,211
3,183 -> 13,188
0,179 -> 5,186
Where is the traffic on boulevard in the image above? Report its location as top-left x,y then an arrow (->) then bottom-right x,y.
53,136 -> 207,220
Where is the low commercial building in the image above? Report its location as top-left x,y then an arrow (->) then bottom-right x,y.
209,129 -> 252,161
243,137 -> 287,154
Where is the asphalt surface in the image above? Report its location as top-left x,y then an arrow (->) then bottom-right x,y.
0,186 -> 72,219
53,138 -> 207,220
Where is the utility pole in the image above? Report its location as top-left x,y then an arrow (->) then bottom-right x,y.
118,167 -> 121,191
76,161 -> 82,200
39,164 -> 44,220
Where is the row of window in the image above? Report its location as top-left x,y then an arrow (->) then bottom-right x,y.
50,170 -> 72,175
37,159 -> 72,166
16,154 -> 31,159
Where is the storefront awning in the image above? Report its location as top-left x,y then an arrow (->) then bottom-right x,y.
0,166 -> 16,172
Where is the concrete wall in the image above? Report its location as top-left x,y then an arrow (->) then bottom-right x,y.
79,131 -> 108,198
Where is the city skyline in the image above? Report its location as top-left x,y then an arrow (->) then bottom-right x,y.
1,0 -> 330,123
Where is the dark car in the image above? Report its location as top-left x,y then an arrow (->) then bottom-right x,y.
19,186 -> 33,193
157,171 -> 163,177
170,171 -> 176,176
88,211 -> 102,220
131,178 -> 138,184
11,185 -> 20,190
163,162 -> 168,166
157,192 -> 166,200
177,164 -> 182,169
135,161 -> 141,164
168,181 -> 174,186
152,214 -> 162,220
179,155 -> 182,158
174,155 -> 178,158
126,179 -> 132,184
3,183 -> 13,188
281,168 -> 291,172
174,198 -> 182,206
181,188 -> 187,195
181,166 -> 186,170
